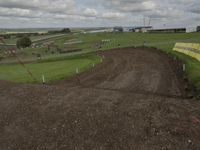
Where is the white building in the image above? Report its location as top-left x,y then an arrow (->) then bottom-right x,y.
186,27 -> 197,33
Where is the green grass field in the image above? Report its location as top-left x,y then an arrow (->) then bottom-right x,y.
77,32 -> 200,50
1,32 -> 200,91
0,53 -> 100,83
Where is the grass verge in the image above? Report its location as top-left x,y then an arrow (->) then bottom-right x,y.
0,53 -> 100,83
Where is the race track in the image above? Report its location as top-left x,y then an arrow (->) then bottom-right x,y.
0,48 -> 200,150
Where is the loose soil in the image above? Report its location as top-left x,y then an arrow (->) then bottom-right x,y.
0,48 -> 200,150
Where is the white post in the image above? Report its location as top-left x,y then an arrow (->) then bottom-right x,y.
76,68 -> 79,74
42,75 -> 45,84
183,64 -> 186,72
93,63 -> 95,67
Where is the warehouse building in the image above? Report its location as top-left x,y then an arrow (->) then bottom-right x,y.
148,28 -> 186,33
197,26 -> 200,32
134,26 -> 153,33
113,26 -> 123,32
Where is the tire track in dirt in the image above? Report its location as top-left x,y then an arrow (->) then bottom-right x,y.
0,48 -> 200,150
71,48 -> 186,97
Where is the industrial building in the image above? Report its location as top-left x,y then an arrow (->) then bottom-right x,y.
186,26 -> 200,33
148,28 -> 186,33
121,26 -> 153,33
134,26 -> 153,33
113,26 -> 123,32
197,26 -> 200,32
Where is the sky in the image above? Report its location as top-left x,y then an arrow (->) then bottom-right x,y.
0,0 -> 199,28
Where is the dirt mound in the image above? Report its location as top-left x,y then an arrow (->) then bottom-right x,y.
0,48 -> 200,150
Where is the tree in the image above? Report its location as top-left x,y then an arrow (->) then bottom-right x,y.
3,34 -> 11,39
61,28 -> 71,33
16,37 -> 32,49
48,28 -> 71,34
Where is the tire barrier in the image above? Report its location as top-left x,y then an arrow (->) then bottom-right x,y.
173,43 -> 200,61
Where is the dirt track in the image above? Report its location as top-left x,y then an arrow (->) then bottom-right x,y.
0,48 -> 200,150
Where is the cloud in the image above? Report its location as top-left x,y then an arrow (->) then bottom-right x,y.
142,1 -> 156,10
83,8 -> 98,17
102,12 -> 125,19
148,8 -> 184,19
0,7 -> 35,18
100,0 -> 156,12
0,0 -> 199,28
0,0 -> 75,12
188,2 -> 200,14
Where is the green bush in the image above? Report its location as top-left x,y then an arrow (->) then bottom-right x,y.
48,28 -> 71,34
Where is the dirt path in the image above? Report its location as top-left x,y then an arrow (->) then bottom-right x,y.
0,48 -> 200,150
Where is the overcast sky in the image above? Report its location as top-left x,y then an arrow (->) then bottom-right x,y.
0,0 -> 199,28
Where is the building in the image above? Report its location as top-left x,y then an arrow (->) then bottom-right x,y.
186,26 -> 200,33
186,27 -> 197,33
134,26 -> 152,33
197,26 -> 200,32
148,28 -> 186,33
113,26 -> 123,32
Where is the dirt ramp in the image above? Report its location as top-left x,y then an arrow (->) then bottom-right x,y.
77,48 -> 186,98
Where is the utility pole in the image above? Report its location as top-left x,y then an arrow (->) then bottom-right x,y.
148,17 -> 152,26
143,17 -> 146,27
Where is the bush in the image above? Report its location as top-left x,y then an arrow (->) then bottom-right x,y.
61,28 -> 71,33
48,28 -> 71,34
16,37 -> 32,49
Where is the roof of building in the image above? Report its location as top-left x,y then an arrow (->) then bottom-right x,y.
134,26 -> 152,29
149,28 -> 186,31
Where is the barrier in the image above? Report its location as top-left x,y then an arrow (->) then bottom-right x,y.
173,43 -> 200,61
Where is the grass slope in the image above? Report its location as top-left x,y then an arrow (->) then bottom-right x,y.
0,53 -> 100,83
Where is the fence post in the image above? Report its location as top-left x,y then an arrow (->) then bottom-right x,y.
183,64 -> 186,72
42,75 -> 45,84
76,68 -> 79,74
